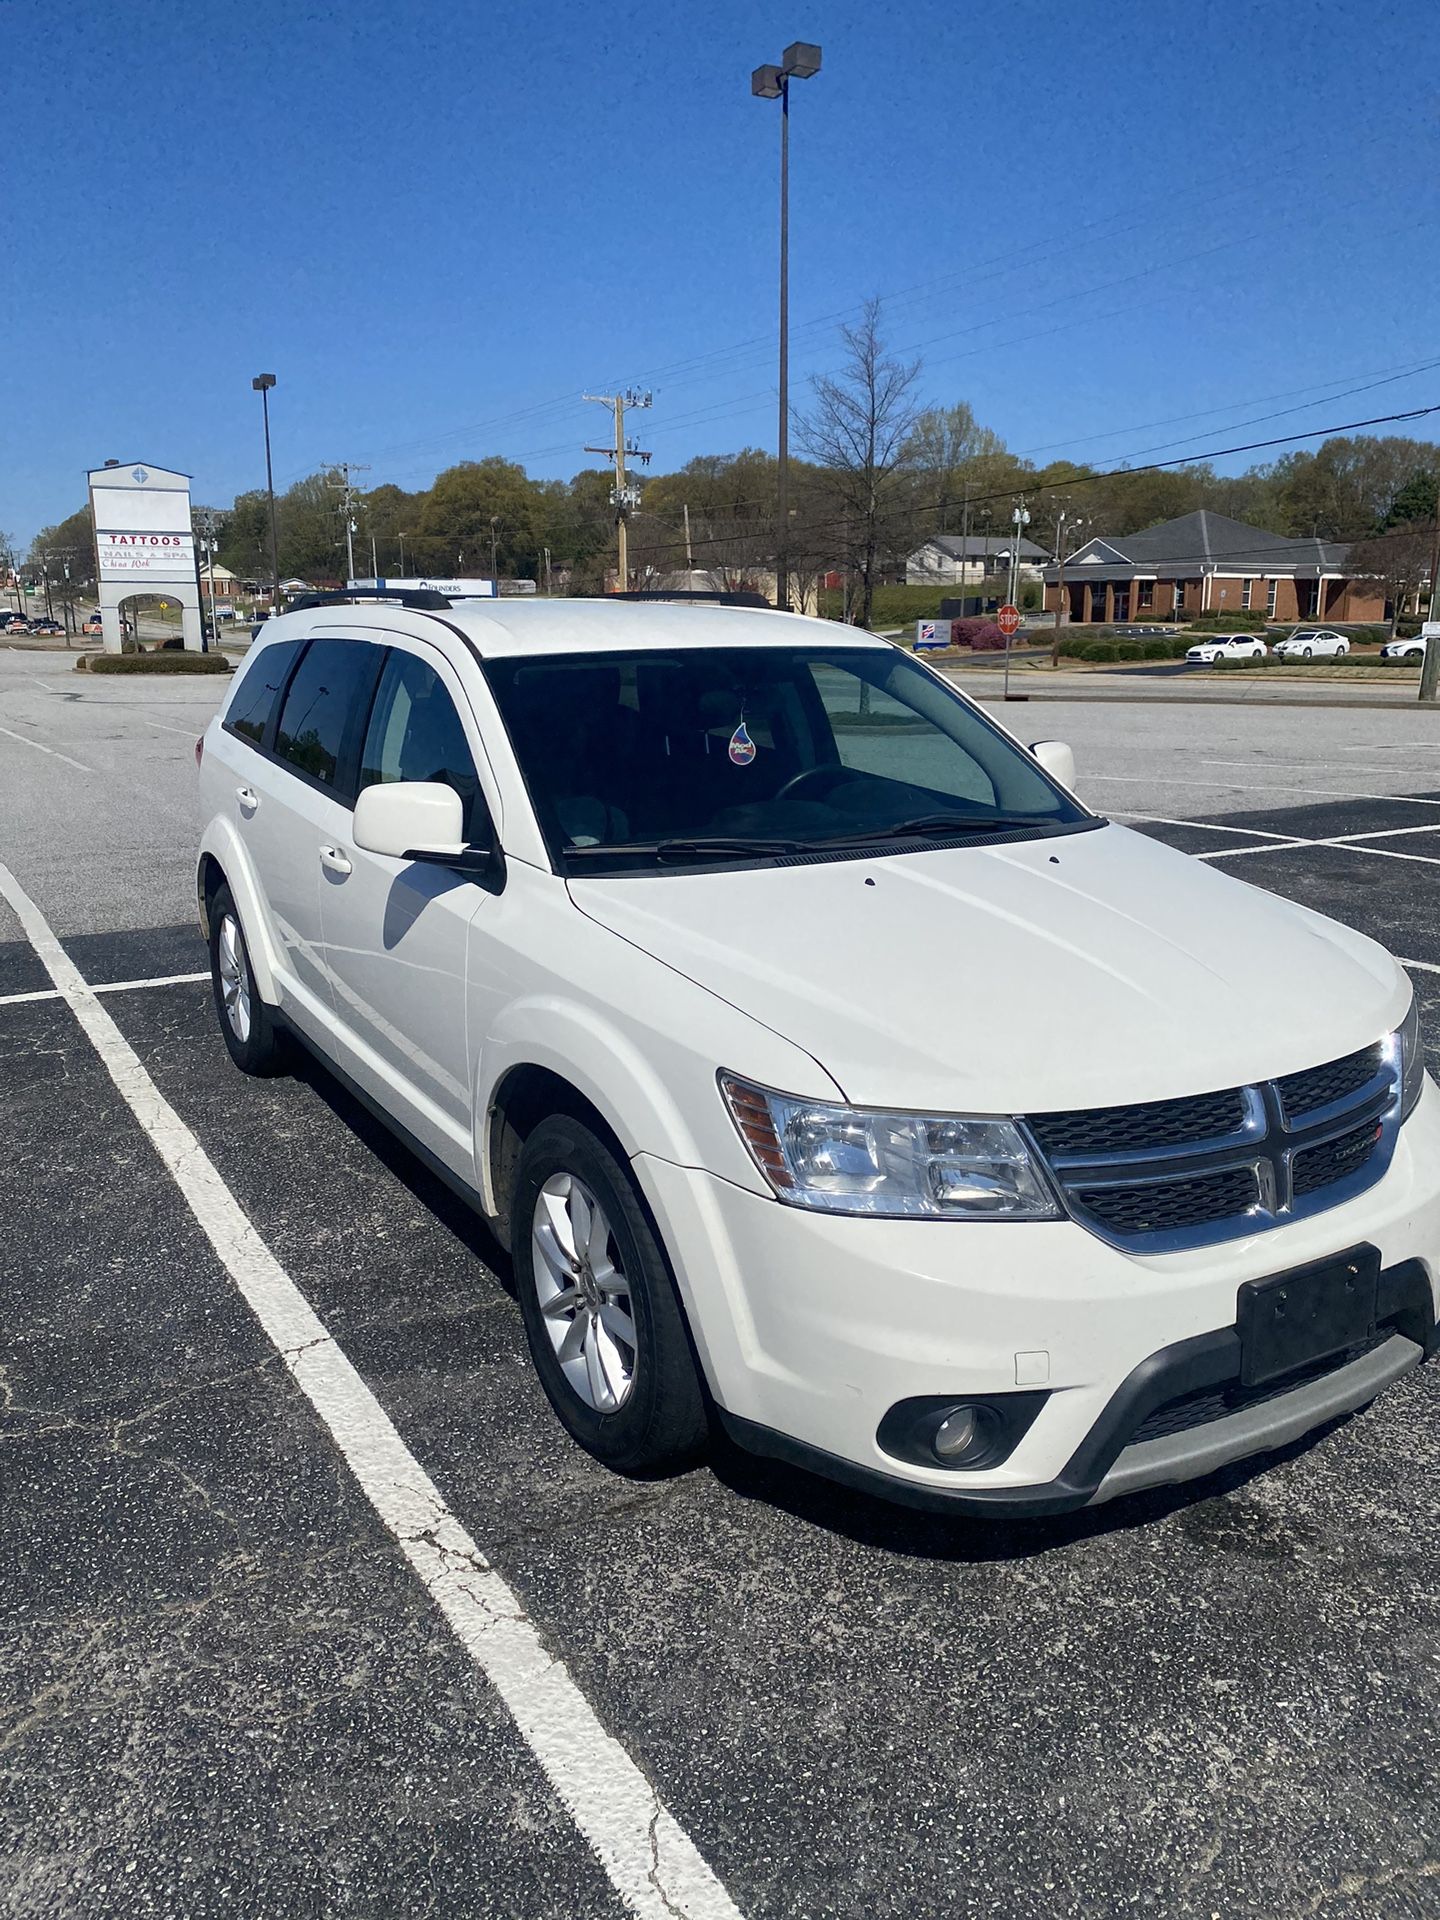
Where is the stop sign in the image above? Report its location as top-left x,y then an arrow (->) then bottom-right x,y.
997,603 -> 1022,636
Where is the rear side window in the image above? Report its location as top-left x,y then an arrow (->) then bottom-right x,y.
360,651 -> 486,837
224,639 -> 301,745
272,639 -> 382,791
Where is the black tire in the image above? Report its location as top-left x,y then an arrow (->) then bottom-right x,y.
208,881 -> 288,1076
513,1114 -> 708,1475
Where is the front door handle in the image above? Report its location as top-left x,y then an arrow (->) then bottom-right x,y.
236,785 -> 258,812
319,845 -> 353,876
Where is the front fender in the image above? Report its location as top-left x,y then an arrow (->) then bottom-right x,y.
197,817 -> 280,1005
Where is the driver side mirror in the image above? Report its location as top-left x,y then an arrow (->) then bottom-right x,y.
1028,739 -> 1076,788
354,781 -> 487,867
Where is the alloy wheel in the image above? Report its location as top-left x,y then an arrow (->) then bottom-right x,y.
530,1172 -> 637,1412
217,912 -> 252,1044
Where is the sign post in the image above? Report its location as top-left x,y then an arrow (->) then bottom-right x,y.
998,602 -> 1022,699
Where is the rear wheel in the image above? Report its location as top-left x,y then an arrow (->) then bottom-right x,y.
208,882 -> 287,1075
514,1115 -> 708,1474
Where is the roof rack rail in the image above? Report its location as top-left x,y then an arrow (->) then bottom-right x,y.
609,588 -> 772,610
286,587 -> 454,612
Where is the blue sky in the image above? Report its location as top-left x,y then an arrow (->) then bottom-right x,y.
5,0 -> 1439,543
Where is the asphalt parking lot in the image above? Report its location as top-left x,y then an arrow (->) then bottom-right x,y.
4,646 -> 1440,1920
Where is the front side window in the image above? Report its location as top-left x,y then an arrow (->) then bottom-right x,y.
484,645 -> 1092,874
360,651 -> 486,838
224,638 -> 301,745
272,639 -> 381,790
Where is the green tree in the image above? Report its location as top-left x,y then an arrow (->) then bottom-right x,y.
417,458 -> 546,579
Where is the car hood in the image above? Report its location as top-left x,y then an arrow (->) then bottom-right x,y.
568,823 -> 1409,1113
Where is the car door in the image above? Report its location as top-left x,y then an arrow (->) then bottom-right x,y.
314,638 -> 498,1177
236,634 -> 384,1033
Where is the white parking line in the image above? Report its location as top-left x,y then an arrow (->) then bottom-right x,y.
0,860 -> 743,1920
0,970 -> 209,1008
0,722 -> 93,775
1201,757 -> 1440,781
1401,958 -> 1440,974
1108,810 -> 1303,842
1084,773 -> 1440,807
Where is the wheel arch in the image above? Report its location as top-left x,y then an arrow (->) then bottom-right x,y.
195,819 -> 280,1003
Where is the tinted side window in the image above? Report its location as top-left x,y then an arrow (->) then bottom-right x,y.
360,652 -> 485,836
225,638 -> 301,745
273,640 -> 381,791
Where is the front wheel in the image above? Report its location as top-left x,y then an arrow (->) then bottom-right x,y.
514,1115 -> 708,1475
1302,647 -> 1313,658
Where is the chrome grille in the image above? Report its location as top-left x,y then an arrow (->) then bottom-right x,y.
1277,1044 -> 1384,1124
1292,1119 -> 1383,1197
1028,1087 -> 1247,1158
1024,1043 -> 1400,1252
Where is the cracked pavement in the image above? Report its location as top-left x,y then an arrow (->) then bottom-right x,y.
3,649 -> 1440,1917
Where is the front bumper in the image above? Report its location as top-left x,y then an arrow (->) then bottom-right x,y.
635,1082 -> 1440,1515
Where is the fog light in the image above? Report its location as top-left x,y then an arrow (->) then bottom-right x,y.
933,1407 -> 981,1460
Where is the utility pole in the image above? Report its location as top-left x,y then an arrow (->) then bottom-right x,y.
1421,472 -> 1440,705
1050,510 -> 1085,668
683,502 -> 693,572
584,390 -> 651,592
329,461 -> 370,585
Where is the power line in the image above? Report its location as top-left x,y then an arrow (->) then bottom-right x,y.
628,401 -> 1440,568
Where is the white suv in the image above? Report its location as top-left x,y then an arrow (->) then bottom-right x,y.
197,595 -> 1440,1516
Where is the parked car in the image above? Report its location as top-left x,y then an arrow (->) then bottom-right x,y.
29,617 -> 63,636
1185,635 -> 1268,663
197,597 -> 1439,1517
1273,628 -> 1350,660
81,614 -> 103,635
2,613 -> 31,634
1382,623 -> 1436,662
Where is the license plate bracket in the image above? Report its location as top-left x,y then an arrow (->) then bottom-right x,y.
1237,1245 -> 1379,1388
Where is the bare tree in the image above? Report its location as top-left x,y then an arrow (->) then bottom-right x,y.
1343,521 -> 1435,635
797,300 -> 922,630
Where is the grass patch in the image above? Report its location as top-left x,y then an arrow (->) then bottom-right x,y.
80,650 -> 233,674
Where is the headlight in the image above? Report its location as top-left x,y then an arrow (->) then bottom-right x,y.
1396,994 -> 1426,1121
720,1074 -> 1060,1219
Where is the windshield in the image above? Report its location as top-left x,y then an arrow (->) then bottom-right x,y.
483,644 -> 1093,873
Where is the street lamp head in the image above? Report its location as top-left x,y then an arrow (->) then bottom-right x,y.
781,41 -> 822,78
252,373 -> 277,392
751,63 -> 783,98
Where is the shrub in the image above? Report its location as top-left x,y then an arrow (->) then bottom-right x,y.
1189,610 -> 1268,632
1081,642 -> 1119,662
949,617 -> 1007,651
82,651 -> 232,675
1142,638 -> 1170,659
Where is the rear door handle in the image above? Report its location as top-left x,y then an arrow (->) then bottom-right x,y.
236,785 -> 258,811
319,845 -> 353,876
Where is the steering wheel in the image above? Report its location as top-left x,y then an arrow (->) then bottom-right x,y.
773,764 -> 848,806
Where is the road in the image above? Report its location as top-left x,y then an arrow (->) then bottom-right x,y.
3,644 -> 1439,1920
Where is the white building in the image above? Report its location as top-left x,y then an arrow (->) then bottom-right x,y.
906,532 -> 1051,587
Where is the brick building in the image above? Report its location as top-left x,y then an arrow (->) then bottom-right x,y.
1043,510 -> 1386,625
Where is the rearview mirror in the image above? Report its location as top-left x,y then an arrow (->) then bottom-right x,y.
1029,739 -> 1076,788
353,781 -> 466,861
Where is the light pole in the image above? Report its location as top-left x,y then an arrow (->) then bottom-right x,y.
489,515 -> 500,582
752,40 -> 821,618
251,374 -> 279,615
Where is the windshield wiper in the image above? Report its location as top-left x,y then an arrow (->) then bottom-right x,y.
826,813 -> 1051,844
563,835 -> 806,864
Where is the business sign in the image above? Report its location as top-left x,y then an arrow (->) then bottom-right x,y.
914,618 -> 947,650
353,576 -> 499,600
97,529 -> 195,577
89,463 -> 196,585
